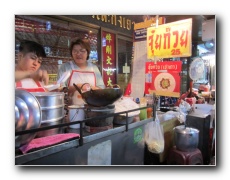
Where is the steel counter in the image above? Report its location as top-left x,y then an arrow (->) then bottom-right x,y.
15,118 -> 153,165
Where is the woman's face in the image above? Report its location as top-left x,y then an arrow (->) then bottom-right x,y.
72,44 -> 88,65
17,52 -> 42,72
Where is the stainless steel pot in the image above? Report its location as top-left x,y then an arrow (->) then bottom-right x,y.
31,92 -> 65,123
36,118 -> 64,138
173,125 -> 199,152
31,92 -> 65,137
31,92 -> 64,108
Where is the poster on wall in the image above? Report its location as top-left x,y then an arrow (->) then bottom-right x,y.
147,18 -> 192,59
102,31 -> 116,87
145,61 -> 182,97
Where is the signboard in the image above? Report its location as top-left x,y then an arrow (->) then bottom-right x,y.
102,31 -> 116,87
134,17 -> 165,42
134,17 -> 166,30
48,74 -> 57,84
134,28 -> 147,42
145,61 -> 182,97
147,18 -> 192,59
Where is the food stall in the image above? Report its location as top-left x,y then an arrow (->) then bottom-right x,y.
15,89 -> 215,165
15,88 -> 155,165
15,16 -> 216,166
16,116 -> 152,165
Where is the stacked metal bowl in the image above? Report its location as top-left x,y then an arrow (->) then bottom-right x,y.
15,89 -> 42,148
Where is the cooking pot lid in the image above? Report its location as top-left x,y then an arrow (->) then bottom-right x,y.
174,125 -> 199,134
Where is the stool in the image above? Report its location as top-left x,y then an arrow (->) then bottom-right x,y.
167,146 -> 203,165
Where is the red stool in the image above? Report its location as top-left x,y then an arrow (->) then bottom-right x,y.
167,146 -> 203,165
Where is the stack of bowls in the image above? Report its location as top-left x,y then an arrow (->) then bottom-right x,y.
15,89 -> 42,148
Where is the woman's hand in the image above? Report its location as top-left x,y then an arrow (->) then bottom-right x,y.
30,69 -> 49,85
15,69 -> 49,85
68,85 -> 76,97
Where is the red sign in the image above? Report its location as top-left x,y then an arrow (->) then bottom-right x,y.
102,31 -> 116,87
145,61 -> 182,97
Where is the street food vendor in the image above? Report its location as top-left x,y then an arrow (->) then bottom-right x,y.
15,40 -> 49,92
57,38 -> 105,105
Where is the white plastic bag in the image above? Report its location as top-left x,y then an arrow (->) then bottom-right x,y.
144,113 -> 164,154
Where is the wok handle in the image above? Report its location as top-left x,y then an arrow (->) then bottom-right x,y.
73,83 -> 82,95
80,83 -> 91,91
73,83 -> 91,94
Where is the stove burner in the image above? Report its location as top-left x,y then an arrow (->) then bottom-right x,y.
85,124 -> 113,133
84,104 -> 115,132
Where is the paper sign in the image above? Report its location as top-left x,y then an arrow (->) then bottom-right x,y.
145,61 -> 182,97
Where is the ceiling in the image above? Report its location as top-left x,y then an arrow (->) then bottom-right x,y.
15,15 -> 98,59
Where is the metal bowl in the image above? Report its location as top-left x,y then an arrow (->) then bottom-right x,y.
15,97 -> 29,132
15,89 -> 42,148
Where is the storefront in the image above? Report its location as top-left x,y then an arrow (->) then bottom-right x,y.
15,15 -> 215,95
15,15 -> 216,166
15,15 -> 135,92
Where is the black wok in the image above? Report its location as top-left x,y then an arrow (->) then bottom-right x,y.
73,83 -> 122,107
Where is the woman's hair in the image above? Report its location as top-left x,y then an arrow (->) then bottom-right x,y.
19,40 -> 46,57
70,38 -> 91,60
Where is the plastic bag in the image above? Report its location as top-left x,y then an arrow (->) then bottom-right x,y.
144,112 -> 164,154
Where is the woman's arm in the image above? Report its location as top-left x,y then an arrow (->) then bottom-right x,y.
15,69 -> 49,85
15,71 -> 31,81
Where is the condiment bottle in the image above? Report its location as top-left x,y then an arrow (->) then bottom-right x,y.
145,94 -> 153,118
147,107 -> 153,118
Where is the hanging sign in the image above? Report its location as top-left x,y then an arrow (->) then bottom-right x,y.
102,31 -> 116,87
134,17 -> 166,42
147,18 -> 192,59
145,61 -> 182,97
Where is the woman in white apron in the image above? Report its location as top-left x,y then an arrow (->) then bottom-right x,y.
57,38 -> 105,105
15,40 -> 48,92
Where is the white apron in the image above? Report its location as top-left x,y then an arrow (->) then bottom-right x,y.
68,61 -> 96,105
15,78 -> 45,92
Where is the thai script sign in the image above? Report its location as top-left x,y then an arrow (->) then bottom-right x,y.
145,61 -> 182,97
147,18 -> 192,59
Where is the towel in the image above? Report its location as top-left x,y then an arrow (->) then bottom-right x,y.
19,133 -> 80,154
